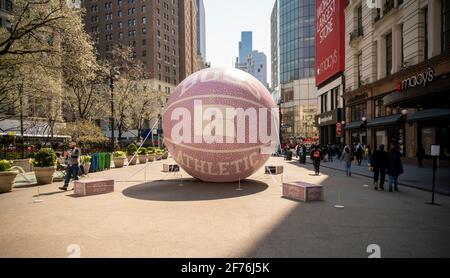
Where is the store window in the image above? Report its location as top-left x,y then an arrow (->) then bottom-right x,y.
420,123 -> 450,158
351,103 -> 367,122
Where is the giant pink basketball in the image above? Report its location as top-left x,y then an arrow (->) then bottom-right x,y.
162,68 -> 278,183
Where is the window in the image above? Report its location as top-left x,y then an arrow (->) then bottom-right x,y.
385,32 -> 392,77
400,24 -> 404,65
141,5 -> 146,13
119,32 -> 123,40
142,39 -> 146,45
118,21 -> 122,28
424,7 -> 429,59
374,98 -> 384,118
357,52 -> 363,86
142,28 -> 146,34
351,103 -> 367,122
5,0 -> 12,11
143,50 -> 147,57
442,1 -> 450,52
142,17 -> 146,24
118,10 -> 122,17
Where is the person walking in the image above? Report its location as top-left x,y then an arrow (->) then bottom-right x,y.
59,141 -> 81,191
387,144 -> 403,192
355,143 -> 364,165
327,145 -> 334,162
341,145 -> 352,176
365,145 -> 372,166
370,144 -> 388,190
310,144 -> 322,175
416,144 -> 425,168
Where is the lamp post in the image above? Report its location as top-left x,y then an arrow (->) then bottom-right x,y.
109,68 -> 119,151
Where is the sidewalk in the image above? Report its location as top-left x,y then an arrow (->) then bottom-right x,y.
301,156 -> 450,195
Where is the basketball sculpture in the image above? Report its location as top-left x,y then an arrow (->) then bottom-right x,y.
162,68 -> 278,182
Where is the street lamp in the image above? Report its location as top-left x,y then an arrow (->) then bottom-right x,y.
361,117 -> 367,122
109,67 -> 120,151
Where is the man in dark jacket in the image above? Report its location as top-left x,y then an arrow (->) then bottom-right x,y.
370,144 -> 388,190
60,141 -> 81,191
310,144 -> 322,175
387,145 -> 403,192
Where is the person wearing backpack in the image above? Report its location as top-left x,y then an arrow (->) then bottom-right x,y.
310,144 -> 322,175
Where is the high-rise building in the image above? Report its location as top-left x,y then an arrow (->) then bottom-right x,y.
343,0 -> 450,164
83,0 -> 199,91
270,0 -> 278,91
178,0 -> 199,81
245,50 -> 268,87
0,0 -> 13,30
195,0 -> 206,61
238,31 -> 252,63
274,0 -> 318,144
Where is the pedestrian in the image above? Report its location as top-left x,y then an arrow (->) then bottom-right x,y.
327,145 -> 334,162
365,145 -> 372,166
370,144 -> 388,190
387,144 -> 403,192
356,143 -> 364,165
416,144 -> 425,168
59,141 -> 81,191
301,144 -> 307,164
341,145 -> 352,176
310,144 -> 322,175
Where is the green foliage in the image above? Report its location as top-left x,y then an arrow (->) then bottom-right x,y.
147,147 -> 155,154
138,147 -> 148,155
33,148 -> 56,167
126,143 -> 138,155
81,155 -> 91,163
58,121 -> 108,145
0,160 -> 11,171
113,151 -> 126,158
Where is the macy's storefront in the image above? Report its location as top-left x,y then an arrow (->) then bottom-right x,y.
345,53 -> 450,165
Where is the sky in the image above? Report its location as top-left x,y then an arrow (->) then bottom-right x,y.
204,0 -> 275,84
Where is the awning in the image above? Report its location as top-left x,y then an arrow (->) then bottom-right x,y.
367,114 -> 403,127
407,109 -> 450,122
345,121 -> 365,130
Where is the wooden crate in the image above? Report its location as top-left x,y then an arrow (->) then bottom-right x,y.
74,179 -> 114,196
265,165 -> 284,175
282,181 -> 323,202
163,164 -> 180,172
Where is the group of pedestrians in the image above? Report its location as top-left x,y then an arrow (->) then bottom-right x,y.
369,143 -> 403,192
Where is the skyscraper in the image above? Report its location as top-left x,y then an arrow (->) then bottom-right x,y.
270,0 -> 278,91
238,31 -> 252,63
83,0 -> 200,91
273,0 -> 318,143
195,0 -> 206,61
246,50 -> 268,87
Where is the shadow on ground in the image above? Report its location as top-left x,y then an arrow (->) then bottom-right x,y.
122,178 -> 269,201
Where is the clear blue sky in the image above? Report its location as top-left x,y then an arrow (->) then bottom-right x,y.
204,0 -> 275,84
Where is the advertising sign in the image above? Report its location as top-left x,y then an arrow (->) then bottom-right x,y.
315,0 -> 346,86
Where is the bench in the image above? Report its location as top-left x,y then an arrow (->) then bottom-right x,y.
74,179 -> 114,196
282,181 -> 323,202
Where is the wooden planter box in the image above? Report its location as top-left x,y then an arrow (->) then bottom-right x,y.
74,179 -> 114,196
265,165 -> 283,175
162,164 -> 179,172
282,181 -> 323,202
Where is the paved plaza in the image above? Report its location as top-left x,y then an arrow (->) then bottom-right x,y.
1,157 -> 450,258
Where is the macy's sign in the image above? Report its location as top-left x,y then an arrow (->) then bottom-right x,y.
397,67 -> 435,92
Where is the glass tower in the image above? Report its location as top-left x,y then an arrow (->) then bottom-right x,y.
239,31 -> 253,63
279,0 -> 316,83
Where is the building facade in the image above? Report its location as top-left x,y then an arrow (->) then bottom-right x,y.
271,0 -> 278,91
195,0 -> 206,61
315,0 -> 346,147
245,50 -> 268,87
344,0 -> 450,163
83,0 -> 199,90
275,0 -> 318,144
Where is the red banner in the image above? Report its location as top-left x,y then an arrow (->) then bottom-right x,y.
315,0 -> 345,86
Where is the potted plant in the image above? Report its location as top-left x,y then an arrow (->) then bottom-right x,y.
161,148 -> 169,159
113,151 -> 126,168
33,148 -> 57,185
0,160 -> 18,193
126,143 -> 138,165
147,147 -> 156,162
81,155 -> 91,174
155,149 -> 164,160
137,147 -> 148,164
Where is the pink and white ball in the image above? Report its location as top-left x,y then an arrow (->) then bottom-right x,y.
162,68 -> 278,183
